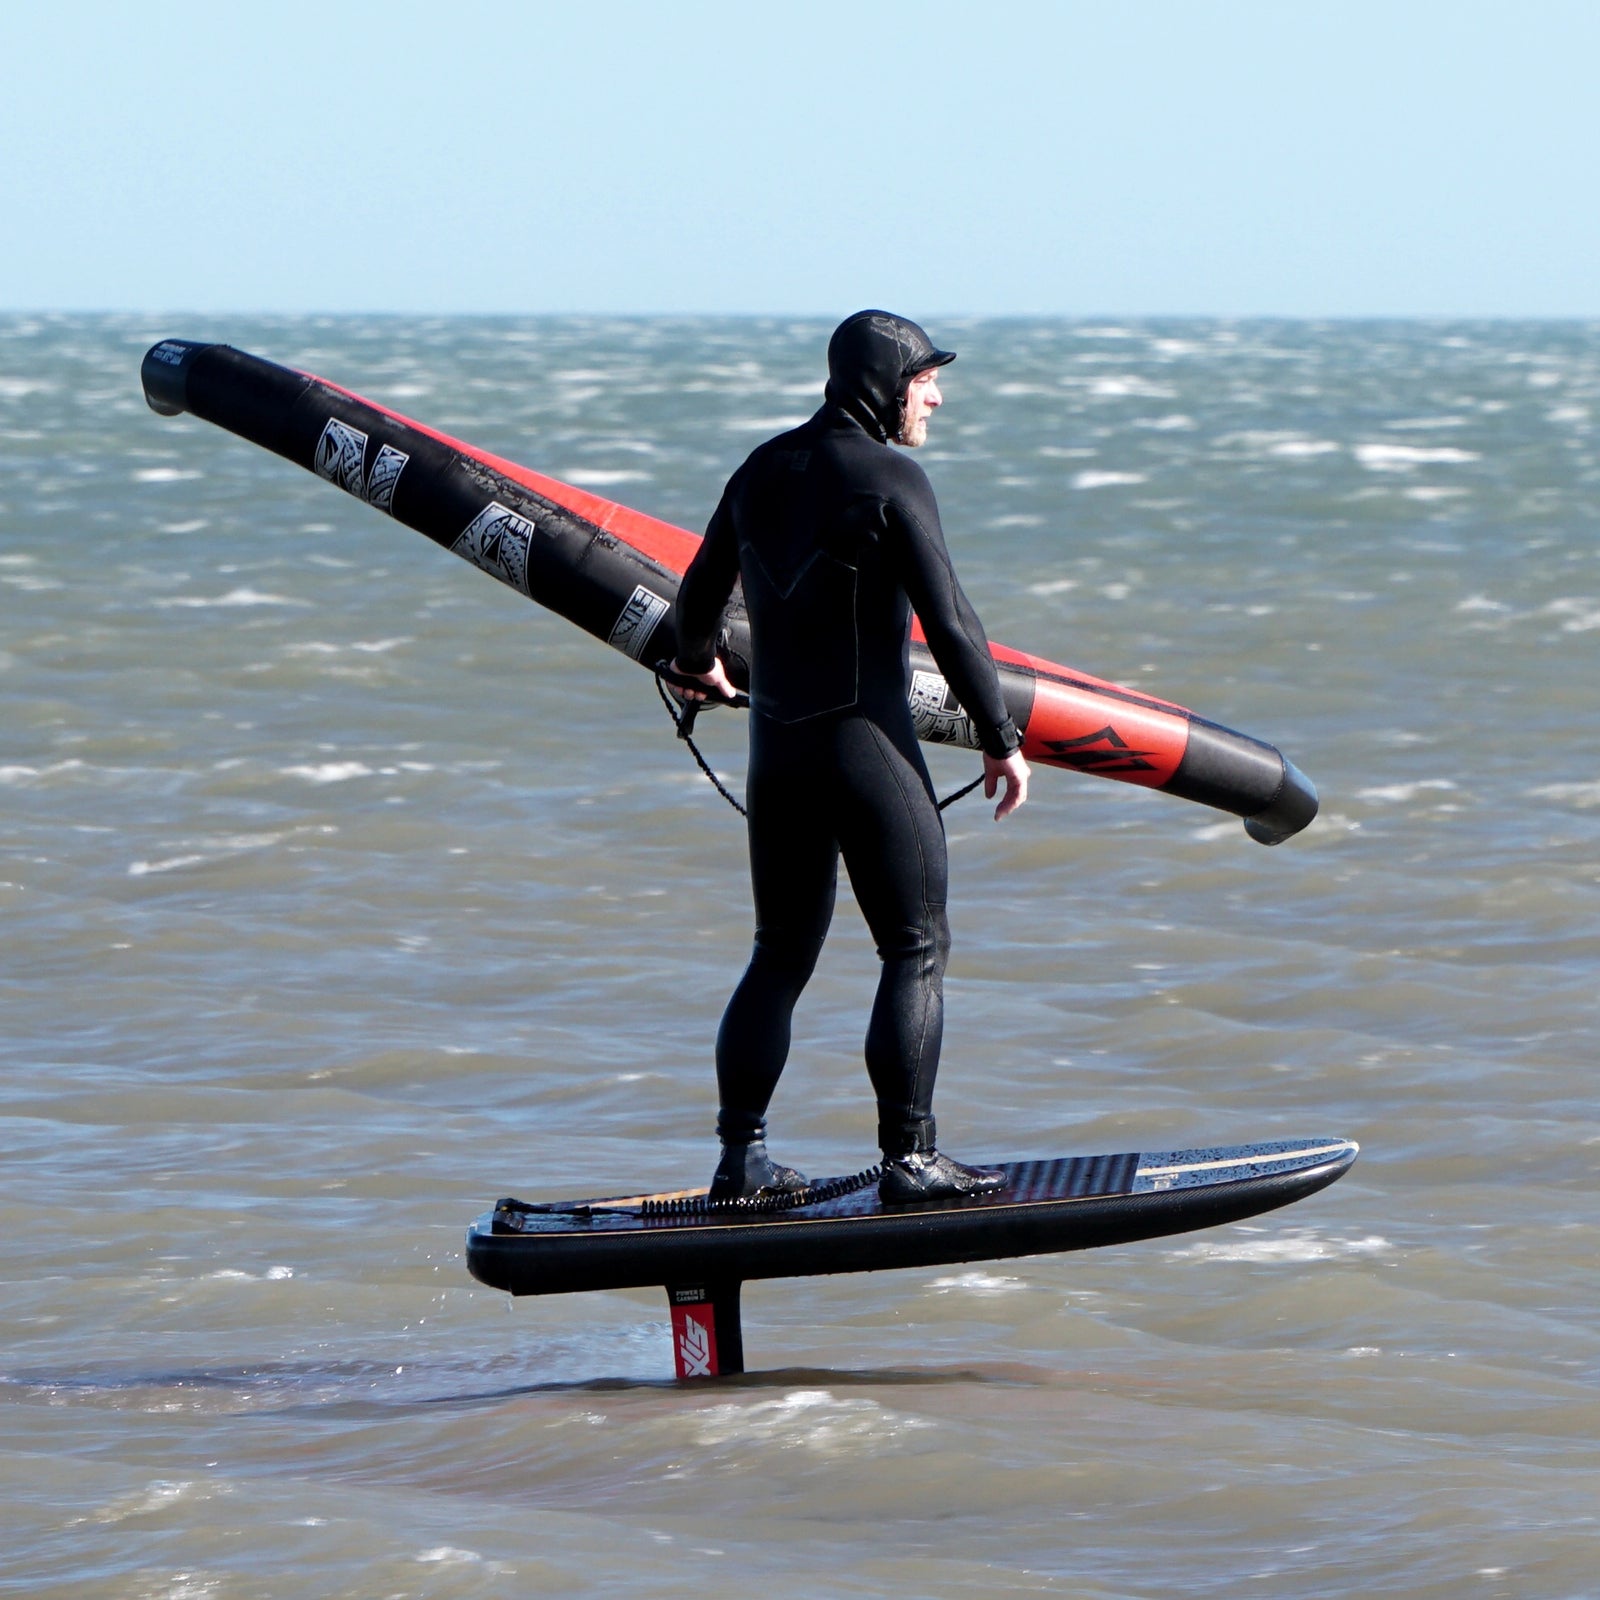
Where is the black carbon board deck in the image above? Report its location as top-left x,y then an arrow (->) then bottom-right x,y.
465,1138 -> 1358,1298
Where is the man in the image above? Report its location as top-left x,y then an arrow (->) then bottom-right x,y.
672,310 -> 1030,1205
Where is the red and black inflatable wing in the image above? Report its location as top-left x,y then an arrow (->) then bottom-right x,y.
142,340 -> 1316,844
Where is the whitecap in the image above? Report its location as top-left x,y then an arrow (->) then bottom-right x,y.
1168,1229 -> 1392,1263
1545,598 -> 1600,631
1212,429 -> 1311,454
128,855 -> 208,877
0,759 -> 84,785
133,467 -> 202,483
280,762 -> 374,783
1028,578 -> 1078,596
1403,487 -> 1470,502
1528,780 -> 1600,808
1355,780 -> 1457,803
1268,439 -> 1341,458
0,376 -> 53,400
285,637 -> 411,656
928,1271 -> 1024,1294
92,1478 -> 202,1524
1072,470 -> 1146,490
1456,595 -> 1509,612
724,416 -> 808,432
693,1389 -> 931,1452
1354,444 -> 1480,471
154,588 -> 306,608
205,832 -> 287,851
1087,375 -> 1176,400
561,469 -> 652,486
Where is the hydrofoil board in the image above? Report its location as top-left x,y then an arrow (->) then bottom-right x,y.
466,1136 -> 1357,1377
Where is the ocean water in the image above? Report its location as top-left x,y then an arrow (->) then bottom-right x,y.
1,314 -> 1597,1598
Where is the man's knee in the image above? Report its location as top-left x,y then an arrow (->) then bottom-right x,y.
752,924 -> 828,983
875,909 -> 950,971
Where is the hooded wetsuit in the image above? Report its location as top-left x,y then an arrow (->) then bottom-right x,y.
675,312 -> 1020,1159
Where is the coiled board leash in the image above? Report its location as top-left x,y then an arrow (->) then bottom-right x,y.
654,669 -> 749,816
653,666 -> 984,817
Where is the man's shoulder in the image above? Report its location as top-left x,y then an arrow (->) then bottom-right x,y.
879,444 -> 933,489
810,419 -> 933,494
863,443 -> 938,519
735,412 -> 824,476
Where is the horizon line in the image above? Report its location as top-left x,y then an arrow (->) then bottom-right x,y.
4,307 -> 1599,325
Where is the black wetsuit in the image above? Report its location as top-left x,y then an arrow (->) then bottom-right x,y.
676,364 -> 1019,1160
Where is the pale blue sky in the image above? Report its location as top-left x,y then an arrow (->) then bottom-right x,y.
2,0 -> 1595,317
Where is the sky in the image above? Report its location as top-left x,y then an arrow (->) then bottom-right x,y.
2,0 -> 1596,318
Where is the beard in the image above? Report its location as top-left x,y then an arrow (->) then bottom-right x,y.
896,409 -> 929,448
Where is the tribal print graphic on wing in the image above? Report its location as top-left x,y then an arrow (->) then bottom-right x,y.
362,444 -> 407,512
607,585 -> 671,661
451,502 -> 537,595
313,418 -> 409,513
908,670 -> 979,748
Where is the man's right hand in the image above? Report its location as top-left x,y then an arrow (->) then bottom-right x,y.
983,750 -> 1030,821
669,656 -> 738,703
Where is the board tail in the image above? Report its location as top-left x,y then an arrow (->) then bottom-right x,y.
142,339 -> 1316,843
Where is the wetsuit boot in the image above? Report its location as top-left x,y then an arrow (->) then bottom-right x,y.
878,1119 -> 1004,1204
709,1139 -> 808,1202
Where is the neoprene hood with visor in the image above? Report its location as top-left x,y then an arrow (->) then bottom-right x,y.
825,311 -> 956,442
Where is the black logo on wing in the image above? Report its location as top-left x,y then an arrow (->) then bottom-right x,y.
1043,727 -> 1157,774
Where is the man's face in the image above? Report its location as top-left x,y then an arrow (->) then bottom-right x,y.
897,367 -> 943,447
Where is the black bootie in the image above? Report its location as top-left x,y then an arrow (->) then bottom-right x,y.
709,1140 -> 808,1202
878,1149 -> 1006,1204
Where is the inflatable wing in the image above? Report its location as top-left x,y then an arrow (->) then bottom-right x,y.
142,340 -> 1316,844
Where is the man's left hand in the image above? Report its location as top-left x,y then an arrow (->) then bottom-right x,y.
984,750 -> 1030,821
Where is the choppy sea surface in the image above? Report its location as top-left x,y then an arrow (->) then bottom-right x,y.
1,314 -> 1597,1598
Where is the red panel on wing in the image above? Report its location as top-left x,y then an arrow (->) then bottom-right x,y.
314,377 -> 704,575
1021,675 -> 1188,786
